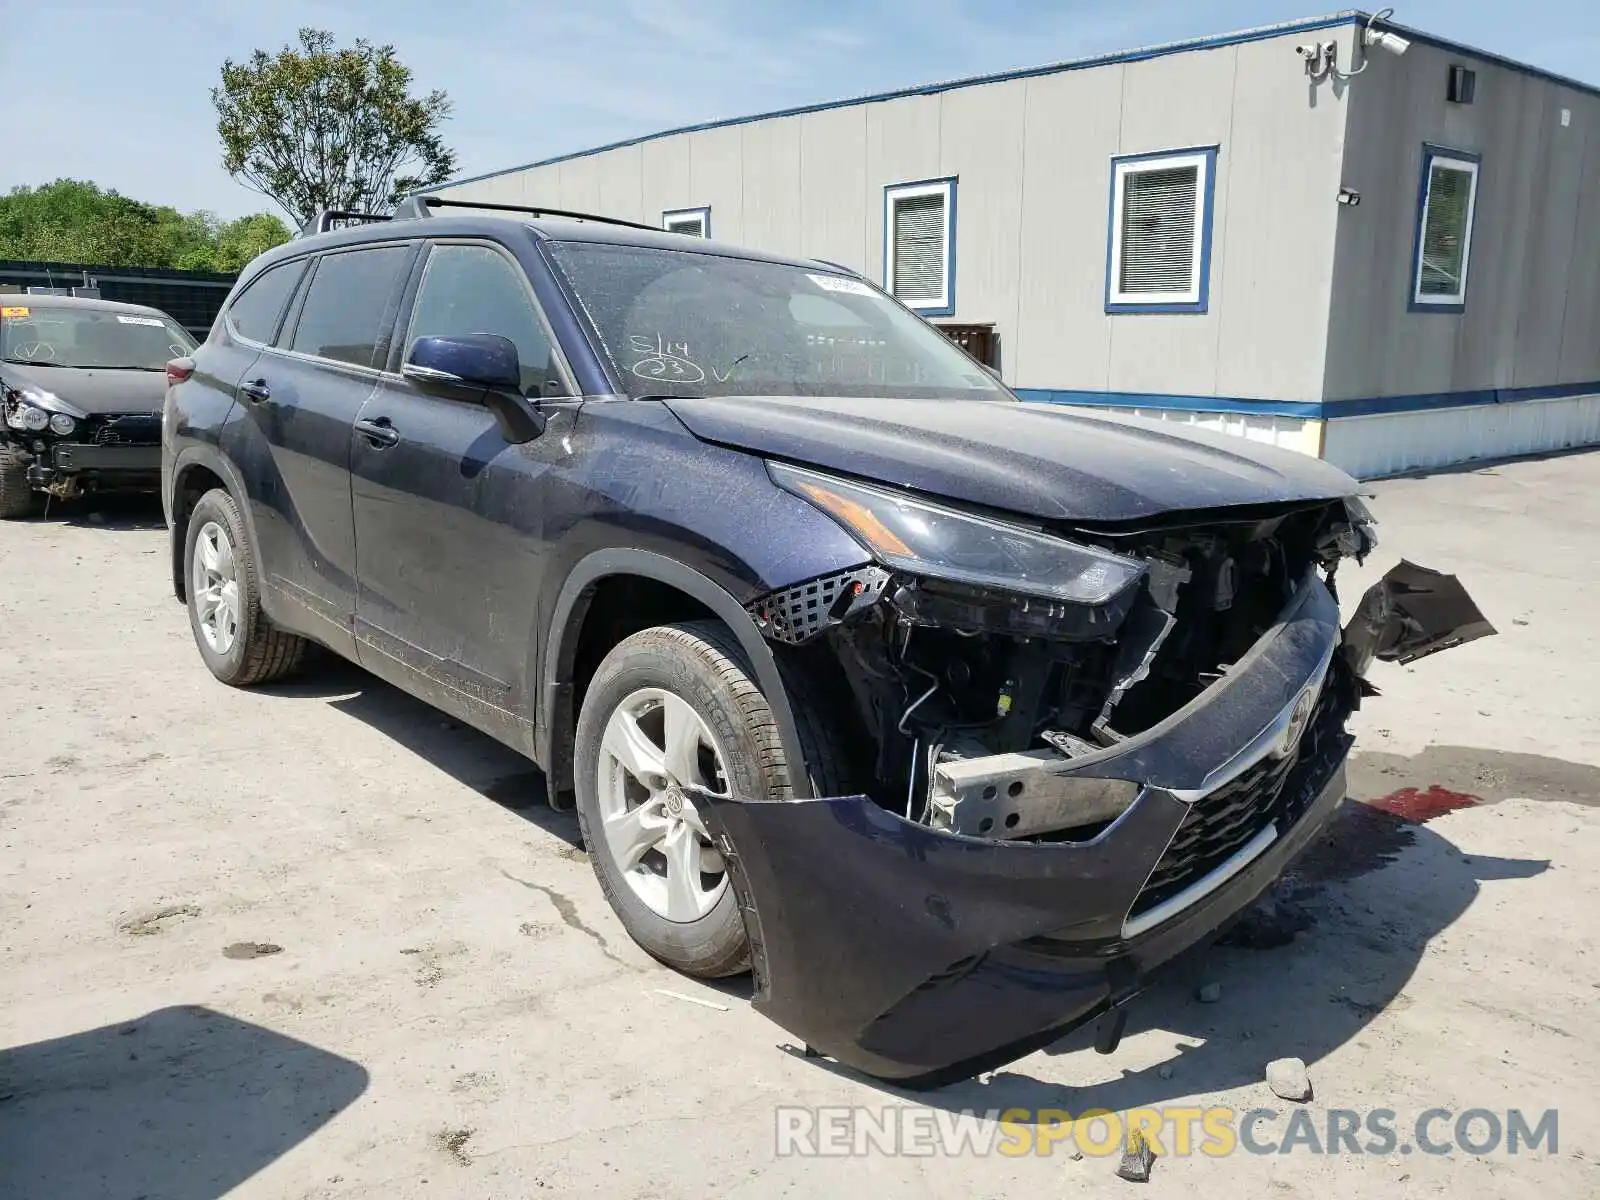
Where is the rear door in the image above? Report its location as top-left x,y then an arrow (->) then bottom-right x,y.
349,239 -> 575,745
229,242 -> 415,654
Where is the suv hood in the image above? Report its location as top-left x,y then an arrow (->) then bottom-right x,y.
1,362 -> 166,415
663,395 -> 1358,523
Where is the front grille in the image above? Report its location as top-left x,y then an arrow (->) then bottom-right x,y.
91,414 -> 161,446
1130,672 -> 1350,916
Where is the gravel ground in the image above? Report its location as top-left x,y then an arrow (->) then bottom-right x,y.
2,451 -> 1597,1199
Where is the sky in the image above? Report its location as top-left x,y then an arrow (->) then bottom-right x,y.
4,0 -> 1598,220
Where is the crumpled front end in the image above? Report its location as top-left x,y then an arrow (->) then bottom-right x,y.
702,486 -> 1494,1086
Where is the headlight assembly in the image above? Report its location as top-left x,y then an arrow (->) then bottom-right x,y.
4,386 -> 82,436
770,462 -> 1146,606
9,403 -> 49,431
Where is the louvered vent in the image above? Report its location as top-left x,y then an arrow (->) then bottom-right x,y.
1118,165 -> 1200,295
892,193 -> 946,304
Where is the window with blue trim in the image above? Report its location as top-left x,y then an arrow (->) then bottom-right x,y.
1411,148 -> 1480,310
663,207 -> 710,238
884,178 -> 955,315
1106,148 -> 1216,313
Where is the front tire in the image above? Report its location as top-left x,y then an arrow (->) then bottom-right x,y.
183,488 -> 307,686
0,447 -> 37,519
573,620 -> 846,978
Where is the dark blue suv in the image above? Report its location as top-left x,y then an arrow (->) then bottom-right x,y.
162,196 -> 1490,1086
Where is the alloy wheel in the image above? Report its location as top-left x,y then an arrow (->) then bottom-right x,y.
595,687 -> 732,922
191,520 -> 241,655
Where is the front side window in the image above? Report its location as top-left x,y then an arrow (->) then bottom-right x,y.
405,244 -> 562,396
289,245 -> 410,367
663,208 -> 710,238
0,304 -> 195,369
225,259 -> 307,345
546,241 -> 1007,402
1412,146 -> 1481,310
1106,147 -> 1217,313
884,178 -> 955,315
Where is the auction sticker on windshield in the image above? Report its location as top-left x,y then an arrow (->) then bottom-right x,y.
808,274 -> 874,297
115,315 -> 167,327
1,306 -> 29,317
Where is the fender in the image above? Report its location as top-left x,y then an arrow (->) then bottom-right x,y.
537,548 -> 814,801
167,442 -> 261,603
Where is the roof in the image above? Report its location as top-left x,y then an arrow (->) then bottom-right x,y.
0,293 -> 170,318
431,9 -> 1600,195
248,211 -> 837,279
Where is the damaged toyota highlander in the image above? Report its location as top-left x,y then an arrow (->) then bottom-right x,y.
163,198 -> 1494,1088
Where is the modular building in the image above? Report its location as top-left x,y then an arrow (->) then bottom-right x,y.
433,10 -> 1600,478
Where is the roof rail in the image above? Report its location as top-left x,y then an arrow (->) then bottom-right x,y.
396,194 -> 663,233
298,209 -> 393,238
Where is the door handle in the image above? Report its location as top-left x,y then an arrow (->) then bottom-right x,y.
239,378 -> 270,403
354,416 -> 400,448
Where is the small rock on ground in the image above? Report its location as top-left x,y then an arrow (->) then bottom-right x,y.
1115,1130 -> 1156,1183
1196,982 -> 1222,1003
1265,1056 -> 1313,1102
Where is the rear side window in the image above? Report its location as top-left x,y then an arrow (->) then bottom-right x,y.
225,260 -> 306,344
290,246 -> 409,368
404,244 -> 562,396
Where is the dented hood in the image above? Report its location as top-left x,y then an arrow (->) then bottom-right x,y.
1,361 -> 166,416
664,395 -> 1359,522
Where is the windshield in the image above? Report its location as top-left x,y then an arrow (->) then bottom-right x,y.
545,243 -> 1009,401
0,304 -> 197,369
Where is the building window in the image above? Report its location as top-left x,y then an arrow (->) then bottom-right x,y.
884,178 -> 956,316
663,207 -> 710,238
1411,146 -> 1480,312
1105,147 -> 1217,313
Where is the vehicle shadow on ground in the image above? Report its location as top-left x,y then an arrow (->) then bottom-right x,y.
24,492 -> 166,530
811,744 -> 1575,1116
257,659 -> 583,850
0,1005 -> 368,1200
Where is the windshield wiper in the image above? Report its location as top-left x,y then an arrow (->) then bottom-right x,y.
91,365 -> 167,372
2,358 -> 61,368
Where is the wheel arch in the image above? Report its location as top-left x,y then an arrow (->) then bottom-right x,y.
538,549 -> 814,802
168,446 -> 258,603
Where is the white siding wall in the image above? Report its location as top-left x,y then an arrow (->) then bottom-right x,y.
436,28 -> 1350,405
1323,396 -> 1600,478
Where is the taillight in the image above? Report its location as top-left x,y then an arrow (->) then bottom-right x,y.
166,357 -> 195,386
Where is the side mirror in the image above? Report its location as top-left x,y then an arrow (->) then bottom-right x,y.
403,333 -> 547,443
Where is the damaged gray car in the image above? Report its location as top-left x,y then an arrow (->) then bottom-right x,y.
163,212 -> 1494,1088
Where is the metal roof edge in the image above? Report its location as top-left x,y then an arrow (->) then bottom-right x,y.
425,12 -> 1363,193
429,8 -> 1600,197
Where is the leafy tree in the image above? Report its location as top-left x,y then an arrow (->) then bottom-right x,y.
0,179 -> 290,271
214,213 -> 295,272
213,28 -> 457,225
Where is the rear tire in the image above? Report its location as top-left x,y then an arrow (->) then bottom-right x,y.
0,447 -> 37,519
573,619 -> 848,978
183,488 -> 307,686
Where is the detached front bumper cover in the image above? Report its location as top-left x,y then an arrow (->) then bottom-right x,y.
696,561 -> 1495,1087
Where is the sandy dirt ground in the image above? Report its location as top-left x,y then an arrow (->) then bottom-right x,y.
2,451 -> 1597,1199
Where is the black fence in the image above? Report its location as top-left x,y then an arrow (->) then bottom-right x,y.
0,260 -> 237,339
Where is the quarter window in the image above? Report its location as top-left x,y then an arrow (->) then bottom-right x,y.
289,246 -> 410,367
1106,148 -> 1217,312
225,260 -> 306,345
1412,147 -> 1481,310
884,179 -> 956,315
404,244 -> 563,397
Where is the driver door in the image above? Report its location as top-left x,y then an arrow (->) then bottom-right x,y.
349,240 -> 574,747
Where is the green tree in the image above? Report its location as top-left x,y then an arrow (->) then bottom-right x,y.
0,179 -> 291,271
212,28 -> 457,225
213,213 -> 294,271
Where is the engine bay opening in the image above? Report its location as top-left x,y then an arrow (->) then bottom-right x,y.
749,496 -> 1380,840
